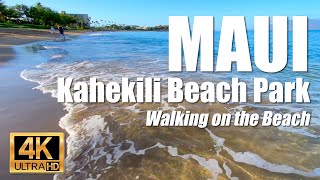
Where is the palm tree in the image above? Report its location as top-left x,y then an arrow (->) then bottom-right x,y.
0,0 -> 6,21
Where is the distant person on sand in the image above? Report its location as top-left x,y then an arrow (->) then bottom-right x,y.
58,25 -> 65,40
50,26 -> 56,39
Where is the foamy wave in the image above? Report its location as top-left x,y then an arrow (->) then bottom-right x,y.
278,126 -> 319,138
89,33 -> 105,36
43,45 -> 60,49
58,111 -> 226,180
51,54 -> 64,59
223,162 -> 238,180
206,128 -> 320,177
60,114 -> 107,172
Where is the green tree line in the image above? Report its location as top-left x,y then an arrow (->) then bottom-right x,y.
0,0 -> 168,31
0,1 -> 83,28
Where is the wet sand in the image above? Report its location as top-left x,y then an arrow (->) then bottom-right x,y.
0,28 -> 84,179
0,28 -> 85,64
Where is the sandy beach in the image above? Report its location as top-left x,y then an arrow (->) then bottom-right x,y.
0,28 -> 85,64
0,28 -> 84,179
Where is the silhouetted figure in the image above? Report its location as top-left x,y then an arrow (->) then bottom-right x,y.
58,25 -> 65,40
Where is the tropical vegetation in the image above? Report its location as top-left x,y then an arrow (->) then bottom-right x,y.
0,1 -> 168,31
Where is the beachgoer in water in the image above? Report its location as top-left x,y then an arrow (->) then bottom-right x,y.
58,25 -> 65,40
50,26 -> 56,39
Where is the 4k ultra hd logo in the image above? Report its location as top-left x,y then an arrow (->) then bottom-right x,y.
10,132 -> 64,173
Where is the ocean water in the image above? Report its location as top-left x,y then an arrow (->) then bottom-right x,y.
20,31 -> 320,179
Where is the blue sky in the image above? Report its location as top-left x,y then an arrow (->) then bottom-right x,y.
4,0 -> 320,27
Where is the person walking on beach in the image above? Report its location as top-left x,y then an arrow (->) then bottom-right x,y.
58,25 -> 65,40
50,26 -> 56,40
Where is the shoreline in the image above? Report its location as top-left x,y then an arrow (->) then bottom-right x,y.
0,28 -> 85,179
0,28 -> 86,64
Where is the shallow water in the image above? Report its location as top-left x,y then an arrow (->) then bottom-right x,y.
20,31 -> 320,179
